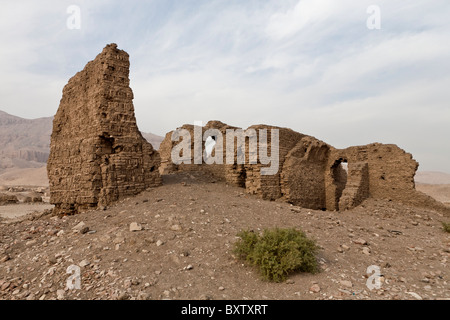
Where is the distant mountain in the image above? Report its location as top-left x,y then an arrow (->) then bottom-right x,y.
415,171 -> 450,185
141,132 -> 164,150
0,111 -> 52,170
0,110 -> 164,171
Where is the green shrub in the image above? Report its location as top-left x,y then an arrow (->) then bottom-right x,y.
233,228 -> 319,282
442,222 -> 450,233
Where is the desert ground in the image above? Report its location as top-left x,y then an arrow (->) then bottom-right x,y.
0,167 -> 51,220
0,170 -> 449,300
0,167 -> 49,188
416,184 -> 450,207
415,171 -> 450,207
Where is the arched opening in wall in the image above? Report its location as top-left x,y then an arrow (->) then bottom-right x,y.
99,133 -> 115,157
331,158 -> 348,209
341,162 -> 348,173
205,136 -> 216,159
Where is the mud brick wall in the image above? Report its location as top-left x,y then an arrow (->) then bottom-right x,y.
244,125 -> 305,201
0,193 -> 19,205
159,121 -> 430,211
159,132 -> 178,175
325,143 -> 418,210
338,162 -> 370,211
48,44 -> 161,215
280,136 -> 330,210
159,121 -> 246,186
161,124 -> 204,174
160,122 -> 305,200
46,44 -> 444,213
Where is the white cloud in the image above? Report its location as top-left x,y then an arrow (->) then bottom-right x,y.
0,0 -> 449,171
266,0 -> 346,40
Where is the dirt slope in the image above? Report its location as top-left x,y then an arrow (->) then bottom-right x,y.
0,171 -> 448,300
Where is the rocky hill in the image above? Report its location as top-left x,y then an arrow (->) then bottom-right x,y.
0,111 -> 52,170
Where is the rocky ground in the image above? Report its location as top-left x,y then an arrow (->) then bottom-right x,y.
0,171 -> 449,300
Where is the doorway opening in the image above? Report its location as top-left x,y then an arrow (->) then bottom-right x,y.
205,136 -> 217,159
331,158 -> 348,209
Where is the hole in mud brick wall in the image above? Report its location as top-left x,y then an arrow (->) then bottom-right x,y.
341,162 -> 348,173
331,159 -> 348,209
99,134 -> 115,155
205,136 -> 216,159
114,145 -> 124,153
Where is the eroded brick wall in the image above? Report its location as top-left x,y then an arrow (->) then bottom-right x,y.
281,137 -> 330,210
46,45 -> 445,214
325,143 -> 418,210
159,121 -> 433,211
48,44 -> 161,215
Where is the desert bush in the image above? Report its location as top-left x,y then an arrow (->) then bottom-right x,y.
442,222 -> 450,233
233,228 -> 319,282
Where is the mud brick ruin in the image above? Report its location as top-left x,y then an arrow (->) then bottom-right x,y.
160,121 -> 444,212
48,44 -> 445,214
47,44 -> 161,215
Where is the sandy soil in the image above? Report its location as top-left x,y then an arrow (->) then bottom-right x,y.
0,167 -> 48,187
0,171 -> 448,301
0,204 -> 54,220
416,184 -> 450,206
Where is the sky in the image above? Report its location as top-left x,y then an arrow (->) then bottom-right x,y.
0,0 -> 449,172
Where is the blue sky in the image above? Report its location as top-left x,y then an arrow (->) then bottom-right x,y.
0,0 -> 449,172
